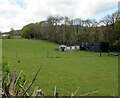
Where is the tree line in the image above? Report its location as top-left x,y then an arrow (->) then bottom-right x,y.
7,11 -> 120,51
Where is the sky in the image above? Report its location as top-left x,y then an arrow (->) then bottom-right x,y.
0,0 -> 119,32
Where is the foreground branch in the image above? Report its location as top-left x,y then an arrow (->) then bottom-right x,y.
80,91 -> 98,96
23,67 -> 41,96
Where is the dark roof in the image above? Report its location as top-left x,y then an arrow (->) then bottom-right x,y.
80,42 -> 109,43
63,42 -> 109,47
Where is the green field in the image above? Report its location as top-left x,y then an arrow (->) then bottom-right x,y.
2,39 -> 118,96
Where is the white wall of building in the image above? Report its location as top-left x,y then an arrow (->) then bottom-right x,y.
59,45 -> 80,51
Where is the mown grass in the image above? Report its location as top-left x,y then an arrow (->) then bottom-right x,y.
2,39 -> 118,96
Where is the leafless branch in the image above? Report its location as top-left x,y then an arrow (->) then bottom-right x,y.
79,91 -> 98,96
23,67 -> 41,96
17,80 -> 27,96
19,84 -> 29,96
32,86 -> 39,96
14,70 -> 23,89
9,73 -> 16,96
73,86 -> 79,96
54,85 -> 56,98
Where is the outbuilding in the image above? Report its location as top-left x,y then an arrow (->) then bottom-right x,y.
80,42 -> 109,52
59,45 -> 80,51
59,45 -> 67,51
59,42 -> 109,52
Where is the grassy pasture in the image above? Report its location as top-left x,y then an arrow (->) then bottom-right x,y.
2,39 -> 118,96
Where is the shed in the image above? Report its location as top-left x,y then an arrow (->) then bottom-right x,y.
59,45 -> 67,51
80,42 -> 109,52
59,45 -> 80,51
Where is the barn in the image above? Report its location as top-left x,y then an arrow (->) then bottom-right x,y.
80,42 -> 109,52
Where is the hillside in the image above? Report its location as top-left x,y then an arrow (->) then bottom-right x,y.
2,39 -> 118,96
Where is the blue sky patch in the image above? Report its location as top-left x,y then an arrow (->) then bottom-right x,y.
9,0 -> 26,8
95,7 -> 118,21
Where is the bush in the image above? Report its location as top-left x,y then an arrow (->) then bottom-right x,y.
2,62 -> 11,76
110,39 -> 120,52
1,62 -> 44,97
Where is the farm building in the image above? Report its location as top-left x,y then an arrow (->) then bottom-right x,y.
1,33 -> 10,39
59,45 -> 80,51
80,42 -> 109,52
1,32 -> 21,39
59,42 -> 109,52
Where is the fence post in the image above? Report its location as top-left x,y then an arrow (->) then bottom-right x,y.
100,50 -> 101,57
108,50 -> 110,56
47,50 -> 49,58
16,52 -> 17,58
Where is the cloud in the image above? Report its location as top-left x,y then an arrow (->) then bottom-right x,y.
0,0 -> 119,32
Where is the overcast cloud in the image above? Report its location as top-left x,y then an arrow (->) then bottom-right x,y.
0,0 -> 119,32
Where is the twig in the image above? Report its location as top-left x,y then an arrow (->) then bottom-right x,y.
36,89 -> 44,96
7,73 -> 10,85
0,78 -> 3,82
9,73 -> 16,96
19,84 -> 29,96
14,70 -> 23,89
71,93 -> 73,98
79,91 -> 98,96
2,75 -> 6,86
17,81 -> 27,96
0,88 -> 4,95
23,67 -> 41,96
32,86 -> 39,96
2,83 -> 9,97
73,86 -> 79,96
71,86 -> 79,98
54,85 -> 56,98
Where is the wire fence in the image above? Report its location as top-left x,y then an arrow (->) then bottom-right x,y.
27,49 -> 110,59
